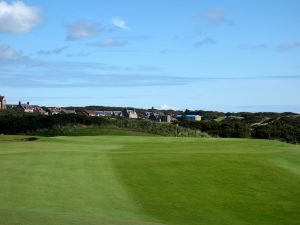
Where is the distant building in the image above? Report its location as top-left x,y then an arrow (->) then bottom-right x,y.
96,111 -> 112,117
122,108 -> 138,118
48,107 -> 62,115
95,111 -> 123,117
87,109 -> 137,118
147,112 -> 171,122
46,107 -> 76,115
112,111 -> 123,116
176,114 -> 202,121
0,96 -> 6,110
34,107 -> 49,115
6,104 -> 17,109
84,109 -> 137,118
85,110 -> 97,117
61,109 -> 76,114
17,101 -> 48,115
87,108 -> 137,118
18,101 -> 35,113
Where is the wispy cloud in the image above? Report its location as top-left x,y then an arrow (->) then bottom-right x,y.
2,52 -> 300,89
2,64 -> 300,89
66,53 -> 90,58
0,72 -> 194,88
238,42 -> 300,51
238,105 -> 300,113
112,35 -> 151,40
0,1 -> 41,34
66,20 -> 102,41
0,56 -> 161,74
239,43 -> 269,49
160,104 -> 180,110
194,38 -> 216,48
112,18 -> 130,30
277,41 -> 300,51
93,38 -> 128,47
37,46 -> 69,55
195,8 -> 233,25
0,44 -> 22,61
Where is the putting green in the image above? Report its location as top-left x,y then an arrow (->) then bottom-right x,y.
0,136 -> 300,225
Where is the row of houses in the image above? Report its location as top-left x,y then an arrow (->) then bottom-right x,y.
176,114 -> 202,121
0,97 -> 72,115
6,101 -> 49,115
0,95 -> 202,122
145,112 -> 202,122
2,99 -> 138,119
145,111 -> 172,122
84,109 -> 138,118
48,107 -> 76,115
0,96 -> 139,119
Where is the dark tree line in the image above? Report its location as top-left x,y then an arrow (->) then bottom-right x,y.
176,116 -> 300,144
0,113 -> 109,134
251,116 -> 300,144
1,110 -> 299,143
0,113 -> 206,137
176,118 -> 251,138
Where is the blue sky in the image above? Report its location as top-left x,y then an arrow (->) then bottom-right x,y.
0,0 -> 299,112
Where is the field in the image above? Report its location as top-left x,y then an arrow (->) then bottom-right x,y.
0,136 -> 300,225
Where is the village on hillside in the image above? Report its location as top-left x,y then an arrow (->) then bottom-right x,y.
0,95 -> 202,123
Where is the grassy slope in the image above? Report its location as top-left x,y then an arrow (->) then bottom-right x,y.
111,138 -> 300,225
0,136 -> 300,225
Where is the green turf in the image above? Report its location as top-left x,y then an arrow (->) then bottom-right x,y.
0,136 -> 300,225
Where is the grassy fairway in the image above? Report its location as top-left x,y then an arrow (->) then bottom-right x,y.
0,136 -> 300,225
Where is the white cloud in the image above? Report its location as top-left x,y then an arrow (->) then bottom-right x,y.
67,20 -> 101,41
95,38 -> 127,47
278,42 -> 300,51
0,1 -> 41,34
112,18 -> 130,30
0,44 -> 22,60
160,104 -> 179,111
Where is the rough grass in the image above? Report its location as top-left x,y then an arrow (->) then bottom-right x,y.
0,135 -> 35,141
0,136 -> 300,225
31,125 -> 156,137
31,123 -> 209,138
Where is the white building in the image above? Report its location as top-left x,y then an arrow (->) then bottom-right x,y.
122,109 -> 138,118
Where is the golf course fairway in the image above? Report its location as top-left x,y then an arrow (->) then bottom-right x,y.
0,136 -> 300,225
